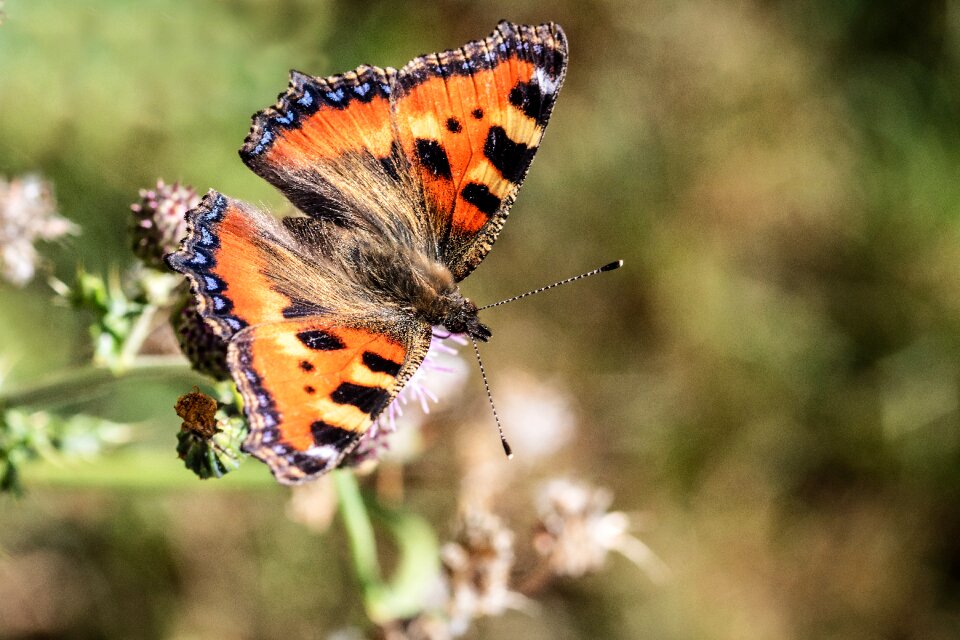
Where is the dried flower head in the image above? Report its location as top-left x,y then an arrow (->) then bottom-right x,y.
174,387 -> 218,438
0,174 -> 76,286
533,478 -> 669,582
441,508 -> 525,635
170,293 -> 230,380
130,179 -> 199,269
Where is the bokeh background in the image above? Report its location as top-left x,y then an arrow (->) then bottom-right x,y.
3,0 -> 960,638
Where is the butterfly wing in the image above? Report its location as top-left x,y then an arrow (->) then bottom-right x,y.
392,21 -> 568,280
165,191 -> 297,337
167,191 -> 432,483
239,65 -> 405,222
231,318 -> 430,483
239,21 -> 567,280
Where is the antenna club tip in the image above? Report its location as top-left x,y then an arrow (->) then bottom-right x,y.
601,260 -> 624,272
507,452 -> 515,460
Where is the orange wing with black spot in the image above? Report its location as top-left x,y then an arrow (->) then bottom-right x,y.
240,65 -> 404,222
393,21 -> 568,279
231,319 -> 430,483
239,21 -> 568,279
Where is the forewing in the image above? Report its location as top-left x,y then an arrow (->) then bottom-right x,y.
233,319 -> 431,483
238,22 -> 567,278
240,65 -> 424,231
392,21 -> 568,280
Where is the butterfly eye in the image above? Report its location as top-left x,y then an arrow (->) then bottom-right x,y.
443,317 -> 467,334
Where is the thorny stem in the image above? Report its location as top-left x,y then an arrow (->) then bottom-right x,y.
118,303 -> 158,369
0,356 -> 201,410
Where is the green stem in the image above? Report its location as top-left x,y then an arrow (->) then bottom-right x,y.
118,303 -> 158,369
334,469 -> 383,588
0,355 -> 201,410
333,469 -> 441,625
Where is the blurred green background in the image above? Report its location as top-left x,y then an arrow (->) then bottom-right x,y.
3,0 -> 960,638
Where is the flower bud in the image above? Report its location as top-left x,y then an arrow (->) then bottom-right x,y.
130,180 -> 199,270
170,294 -> 230,381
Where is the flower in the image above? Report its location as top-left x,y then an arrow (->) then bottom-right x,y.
493,370 -> 577,463
0,174 -> 76,286
440,508 -> 526,635
130,179 -> 199,270
453,370 -> 579,511
532,478 -> 670,582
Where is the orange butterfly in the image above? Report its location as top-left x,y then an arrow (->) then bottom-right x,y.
167,21 -> 568,484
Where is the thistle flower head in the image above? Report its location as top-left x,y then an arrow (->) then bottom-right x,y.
170,293 -> 230,380
130,180 -> 199,270
0,174 -> 76,286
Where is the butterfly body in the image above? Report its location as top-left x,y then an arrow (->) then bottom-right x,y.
168,21 -> 567,483
335,231 -> 490,341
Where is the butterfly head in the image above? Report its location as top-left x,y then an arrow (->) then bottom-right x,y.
440,298 -> 491,342
401,256 -> 491,341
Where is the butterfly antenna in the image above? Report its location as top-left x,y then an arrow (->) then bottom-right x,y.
478,260 -> 624,310
470,337 -> 513,459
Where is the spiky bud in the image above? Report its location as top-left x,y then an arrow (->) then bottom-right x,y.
170,293 -> 230,380
174,388 -> 247,479
130,180 -> 199,269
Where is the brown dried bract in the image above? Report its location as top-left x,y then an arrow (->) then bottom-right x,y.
174,387 -> 218,438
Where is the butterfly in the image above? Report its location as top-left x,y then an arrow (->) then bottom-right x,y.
167,21 -> 568,484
